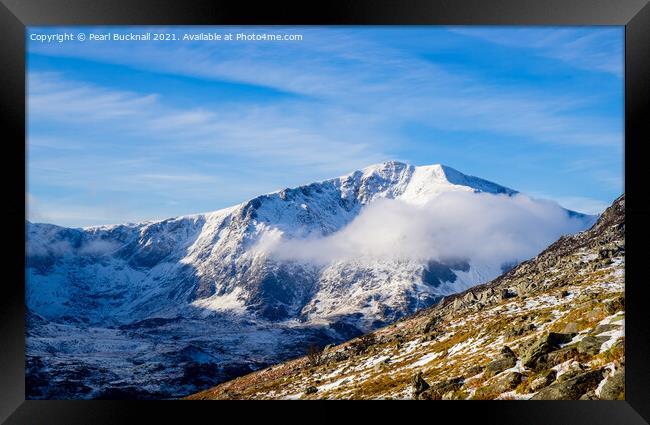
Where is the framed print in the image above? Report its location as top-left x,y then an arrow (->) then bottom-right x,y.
1,0 -> 649,423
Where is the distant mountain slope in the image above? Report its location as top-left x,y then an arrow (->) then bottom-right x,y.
26,161 -> 595,399
188,195 -> 624,400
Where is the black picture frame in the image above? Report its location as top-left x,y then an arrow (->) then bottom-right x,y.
1,0 -> 649,423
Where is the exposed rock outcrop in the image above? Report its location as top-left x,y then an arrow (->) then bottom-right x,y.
531,370 -> 605,400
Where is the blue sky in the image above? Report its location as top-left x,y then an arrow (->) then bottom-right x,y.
26,26 -> 624,227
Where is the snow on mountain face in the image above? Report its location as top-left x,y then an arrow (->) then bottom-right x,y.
25,161 -> 594,399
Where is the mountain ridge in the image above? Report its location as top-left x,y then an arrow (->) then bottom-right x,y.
29,161 -> 517,230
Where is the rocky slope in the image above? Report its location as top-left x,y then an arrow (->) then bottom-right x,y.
187,195 -> 625,400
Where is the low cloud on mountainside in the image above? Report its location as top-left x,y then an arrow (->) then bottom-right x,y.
254,192 -> 595,266
27,235 -> 122,258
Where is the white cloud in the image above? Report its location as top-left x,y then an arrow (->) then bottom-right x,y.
253,192 -> 593,265
553,196 -> 611,215
28,72 -> 159,122
77,239 -> 122,256
448,27 -> 624,77
27,72 -> 388,174
26,194 -> 141,228
28,28 -> 623,149
26,193 -> 43,223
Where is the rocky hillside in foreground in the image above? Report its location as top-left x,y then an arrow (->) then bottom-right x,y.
187,195 -> 625,400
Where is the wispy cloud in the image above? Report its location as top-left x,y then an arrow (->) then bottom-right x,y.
553,196 -> 611,215
29,28 -> 622,149
448,27 -> 624,77
28,71 -> 388,172
27,193 -> 137,227
28,72 -> 159,122
522,189 -> 614,215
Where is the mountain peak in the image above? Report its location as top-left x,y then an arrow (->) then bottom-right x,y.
354,161 -> 517,201
359,160 -> 411,176
358,161 -> 507,191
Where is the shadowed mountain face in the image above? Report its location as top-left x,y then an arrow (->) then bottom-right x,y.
25,161 -> 595,399
187,195 -> 625,401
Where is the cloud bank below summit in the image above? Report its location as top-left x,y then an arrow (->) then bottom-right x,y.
253,192 -> 595,266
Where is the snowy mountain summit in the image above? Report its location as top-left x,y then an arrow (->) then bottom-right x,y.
26,161 -> 595,398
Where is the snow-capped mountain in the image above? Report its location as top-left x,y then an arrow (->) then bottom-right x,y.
25,161 -> 595,399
